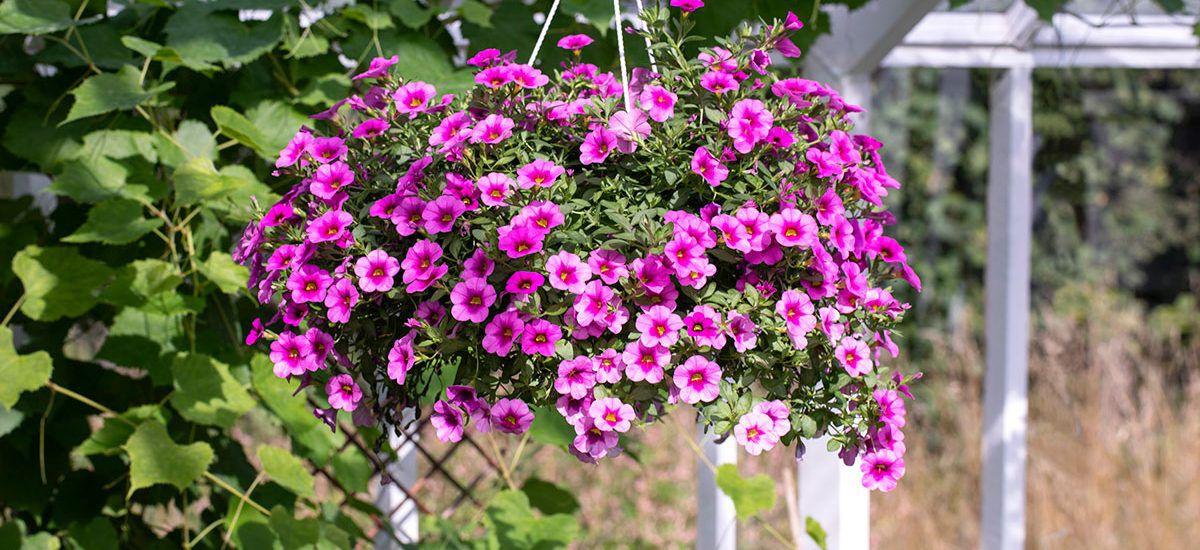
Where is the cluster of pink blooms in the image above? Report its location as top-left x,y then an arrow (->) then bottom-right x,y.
236,4 -> 916,491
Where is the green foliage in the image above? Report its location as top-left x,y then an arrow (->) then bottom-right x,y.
714,464 -> 776,520
12,245 -> 114,321
806,515 -> 828,550
485,490 -> 579,549
170,353 -> 256,428
63,66 -> 173,124
0,326 -> 52,407
258,445 -> 316,499
124,421 -> 214,494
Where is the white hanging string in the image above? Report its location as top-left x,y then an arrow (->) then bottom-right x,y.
527,0 -> 563,65
612,0 -> 631,109
632,0 -> 658,74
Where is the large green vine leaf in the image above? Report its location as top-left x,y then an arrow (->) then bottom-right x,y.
124,421 -> 214,495
63,66 -> 173,125
169,353 -> 256,429
12,245 -> 114,321
164,4 -> 284,67
62,198 -> 162,245
0,0 -> 84,35
257,445 -> 316,499
0,326 -> 52,408
715,464 -> 777,520
485,490 -> 579,549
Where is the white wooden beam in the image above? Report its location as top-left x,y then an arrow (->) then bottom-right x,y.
696,422 -> 737,550
806,0 -> 941,82
375,414 -> 420,549
981,64 -> 1034,550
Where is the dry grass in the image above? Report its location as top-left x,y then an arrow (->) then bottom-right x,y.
416,286 -> 1200,548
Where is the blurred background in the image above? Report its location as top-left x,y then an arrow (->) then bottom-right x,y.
0,0 -> 1197,548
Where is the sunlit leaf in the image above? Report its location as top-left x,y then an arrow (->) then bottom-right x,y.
12,245 -> 114,321
0,326 -> 52,408
124,421 -> 214,495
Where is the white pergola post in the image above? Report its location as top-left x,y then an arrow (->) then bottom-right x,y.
375,416 -> 420,548
696,422 -> 737,550
980,63 -> 1033,550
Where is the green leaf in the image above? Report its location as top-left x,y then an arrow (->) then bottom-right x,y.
520,477 -> 580,516
62,198 -> 162,245
257,445 -> 316,499
12,245 -> 114,321
121,36 -> 218,72
75,405 -> 165,456
245,100 -> 307,159
63,66 -> 173,125
1023,0 -> 1068,20
80,130 -> 158,162
0,0 -> 78,35
155,119 -> 218,167
0,326 -> 52,408
124,421 -> 214,495
165,5 -> 283,67
0,404 -> 24,438
268,506 -> 320,549
170,353 -> 255,429
67,518 -> 118,550
211,105 -> 268,155
459,0 -> 492,28
388,0 -> 432,28
715,463 -> 776,520
343,5 -> 394,30
485,490 -> 579,549
172,157 -> 250,207
199,252 -> 248,294
806,516 -> 828,550
527,405 -> 574,450
387,34 -> 474,95
47,155 -> 146,204
297,73 -> 351,107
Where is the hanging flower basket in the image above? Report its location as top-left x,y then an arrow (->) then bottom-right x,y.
235,3 -> 919,492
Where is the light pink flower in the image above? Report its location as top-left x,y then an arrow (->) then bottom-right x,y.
450,278 -> 497,323
860,450 -> 905,492
482,310 -> 524,356
545,251 -> 592,294
422,195 -> 466,234
555,356 -> 596,399
683,305 -> 725,349
323,278 -> 358,324
352,118 -> 389,139
589,397 -> 634,433
700,71 -> 738,95
734,411 -> 779,455
491,398 -> 534,434
580,127 -> 618,164
477,172 -> 514,206
621,341 -> 669,383
874,388 -> 907,428
691,146 -> 728,186
469,114 -> 514,144
608,110 -> 651,153
497,224 -> 545,258
573,416 -> 618,458
638,85 -> 677,122
307,210 -> 353,243
354,250 -> 400,293
728,99 -> 773,154
326,374 -> 362,412
521,319 -> 562,357
588,249 -> 628,284
673,355 -> 721,404
835,336 -> 873,377
770,208 -> 818,248
387,332 -> 417,384
510,64 -> 550,88
752,400 -> 791,437
592,348 -> 624,384
557,34 -> 594,52
726,312 -> 758,352
431,400 -> 464,442
635,305 -> 683,348
269,331 -> 312,378
516,159 -> 565,189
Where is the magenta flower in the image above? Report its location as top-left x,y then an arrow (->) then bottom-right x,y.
734,411 -> 779,455
308,137 -> 347,164
463,249 -> 495,280
573,416 -> 618,458
352,54 -> 398,80
752,400 -> 791,437
749,49 -> 772,74
554,357 -> 596,399
416,300 -> 446,325
467,48 -> 501,67
387,332 -> 417,385
664,235 -> 706,272
266,244 -> 300,272
700,71 -> 738,95
393,81 -> 436,115
835,336 -> 873,377
735,206 -> 771,252
305,327 -> 333,367
874,388 -> 907,428
579,128 -> 617,165
482,310 -> 524,356
392,197 -> 426,236
401,240 -> 448,293
351,118 -> 389,139
770,208 -> 818,248
621,341 -> 668,384
726,312 -> 758,352
450,278 -> 497,323
510,64 -> 549,88
638,85 -> 678,122
670,0 -> 704,12
592,348 -> 624,384
422,195 -> 466,234
311,162 -> 355,200
491,398 -> 534,434
287,265 -> 333,304
521,319 -> 562,357
429,111 -> 473,151
691,146 -> 728,186
431,400 -> 465,443
683,305 -> 726,349
573,281 -> 615,326
557,34 -> 594,52
545,251 -> 592,294
469,114 -> 514,144
506,271 -> 545,295
276,130 -> 313,168
497,224 -> 545,259
588,397 -> 634,432
775,289 -> 816,334
269,331 -> 313,378
557,394 -> 593,427
860,450 -> 905,492
516,159 -> 565,189
354,250 -> 400,293
514,201 -> 564,234
728,99 -> 773,154
608,110 -> 651,153
475,65 -> 513,89
815,188 -> 846,226
635,305 -> 683,348
307,210 -> 353,243
588,249 -> 628,284
324,278 -> 359,324
477,172 -> 513,206
326,374 -> 362,412
674,355 -> 721,404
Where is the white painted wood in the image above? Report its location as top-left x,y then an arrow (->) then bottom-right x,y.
375,412 -> 420,549
696,422 -> 737,550
797,436 -> 870,550
806,0 -> 942,79
981,65 -> 1034,550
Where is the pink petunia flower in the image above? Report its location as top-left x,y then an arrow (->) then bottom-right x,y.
775,289 -> 817,333
450,278 -> 497,323
352,55 -> 399,80
463,249 -> 495,280
554,356 -> 596,399
308,137 -> 347,164
700,71 -> 738,94
673,355 -> 721,404
467,48 -> 501,67
726,312 -> 758,352
352,118 -> 390,139
400,240 -> 448,293
638,85 -> 678,122
589,397 -> 634,433
431,400 -> 465,442
276,130 -> 313,168
874,388 -> 907,428
734,411 -> 779,455
354,250 -> 400,293
392,197 -> 426,236
469,114 -> 515,144
580,127 -> 618,165
516,159 -> 565,189
475,65 -> 513,89
394,81 -> 436,115
621,341 -> 669,383
422,195 -> 466,234
691,146 -> 728,186
683,305 -> 726,349
521,319 -> 562,357
387,332 -> 417,385
728,99 -> 773,154
287,265 -> 333,304
770,208 -> 818,248
752,400 -> 791,437
557,34 -> 594,52
588,249 -> 628,284
510,64 -> 550,88
307,210 -> 353,243
835,336 -> 873,377
608,110 -> 651,153
324,278 -> 359,324
326,374 -> 362,412
269,331 -> 313,378
670,0 -> 704,12
860,450 -> 905,492
545,251 -> 592,294
506,271 -> 545,295
491,398 -> 534,434
497,224 -> 545,258
305,327 -> 333,367
429,111 -> 473,151
635,305 -> 683,348
482,310 -> 524,356
477,172 -> 514,206
592,348 -> 624,384
514,201 -> 564,234
573,416 -> 618,458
